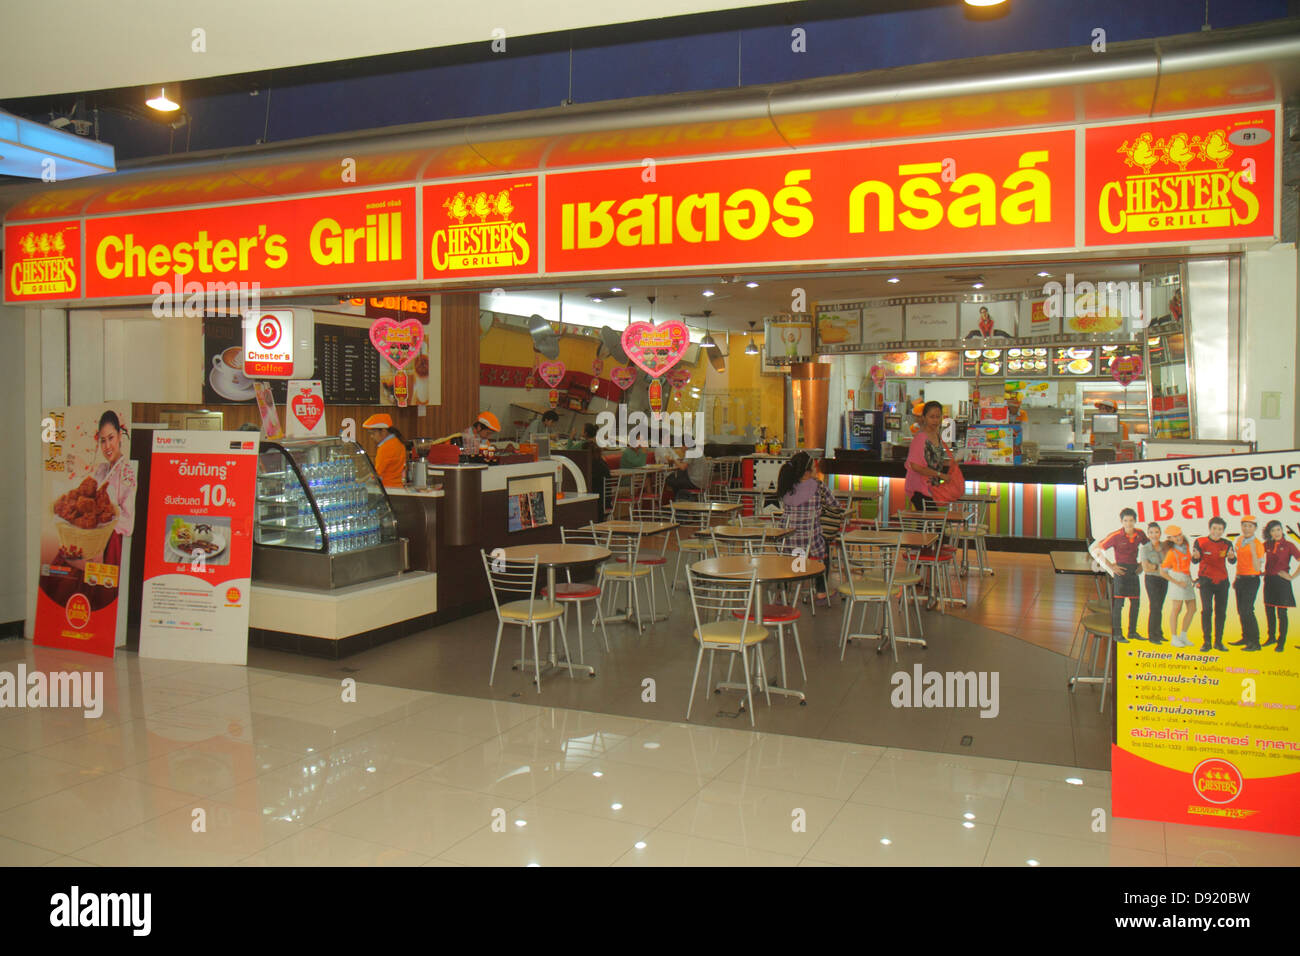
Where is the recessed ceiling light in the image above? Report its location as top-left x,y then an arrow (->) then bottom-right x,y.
1037,271 -> 1051,278
1065,776 -> 1084,785
591,297 -> 602,303
592,771 -> 603,777
527,862 -> 540,867
962,821 -> 975,829
880,838 -> 892,846
745,281 -> 759,288
634,841 -> 647,849
963,812 -> 975,820
146,87 -> 181,112
643,742 -> 660,749
972,282 -> 985,289
610,803 -> 623,810
964,0 -> 1006,6
887,277 -> 900,284
515,819 -> 527,827
1027,859 -> 1040,866
702,290 -> 715,297
610,287 -> 622,293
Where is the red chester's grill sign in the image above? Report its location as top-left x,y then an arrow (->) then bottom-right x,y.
243,310 -> 294,377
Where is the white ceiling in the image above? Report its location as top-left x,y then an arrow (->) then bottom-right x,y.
0,0 -> 786,99
483,258 -> 1166,334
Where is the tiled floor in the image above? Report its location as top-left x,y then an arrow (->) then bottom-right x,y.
2,640 -> 1296,866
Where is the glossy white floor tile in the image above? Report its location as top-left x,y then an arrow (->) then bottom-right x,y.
1,646 -> 1293,867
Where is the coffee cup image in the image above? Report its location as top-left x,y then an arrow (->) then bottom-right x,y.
216,348 -> 251,387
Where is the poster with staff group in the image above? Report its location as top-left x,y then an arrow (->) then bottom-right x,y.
1086,451 -> 1300,837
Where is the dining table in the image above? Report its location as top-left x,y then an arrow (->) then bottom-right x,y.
1050,550 -> 1114,695
499,542 -> 611,680
690,554 -> 826,704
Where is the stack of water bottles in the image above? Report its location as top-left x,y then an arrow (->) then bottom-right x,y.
299,459 -> 383,553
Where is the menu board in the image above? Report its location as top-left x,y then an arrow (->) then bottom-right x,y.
1004,347 -> 1049,376
315,322 -> 380,405
917,350 -> 960,378
816,307 -> 861,349
1051,347 -> 1096,377
858,305 -> 902,345
875,351 -> 917,377
962,349 -> 1002,377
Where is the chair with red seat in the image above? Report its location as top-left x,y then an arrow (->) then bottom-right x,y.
631,488 -> 673,615
898,510 -> 959,611
544,525 -> 613,664
741,538 -> 808,686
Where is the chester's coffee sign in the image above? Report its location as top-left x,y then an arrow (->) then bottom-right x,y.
1085,109 -> 1276,247
243,310 -> 294,377
6,222 -> 80,300
423,177 -> 538,278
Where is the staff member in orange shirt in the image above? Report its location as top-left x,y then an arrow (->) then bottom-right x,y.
1231,515 -> 1264,649
1158,526 -> 1197,648
362,413 -> 410,488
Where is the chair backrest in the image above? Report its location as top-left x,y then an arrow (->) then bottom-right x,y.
604,527 -> 643,565
898,510 -> 951,563
712,528 -> 761,556
840,532 -> 902,591
480,550 -> 540,619
632,476 -> 671,523
562,524 -> 611,549
686,567 -> 759,640
601,475 -> 621,513
671,501 -> 711,532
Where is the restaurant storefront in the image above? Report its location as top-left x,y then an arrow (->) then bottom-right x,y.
3,40 -> 1292,658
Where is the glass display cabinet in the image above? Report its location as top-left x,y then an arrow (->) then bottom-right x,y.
253,437 -> 407,588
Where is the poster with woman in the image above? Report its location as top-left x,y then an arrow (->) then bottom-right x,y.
959,300 -> 1018,342
1085,450 -> 1300,837
34,404 -> 139,657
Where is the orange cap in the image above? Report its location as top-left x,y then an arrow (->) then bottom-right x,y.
362,413 -> 392,429
1164,524 -> 1183,537
1241,514 -> 1258,524
475,411 -> 501,432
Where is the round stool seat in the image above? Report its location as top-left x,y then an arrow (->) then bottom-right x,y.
543,583 -> 602,600
732,604 -> 801,623
1082,612 -> 1114,635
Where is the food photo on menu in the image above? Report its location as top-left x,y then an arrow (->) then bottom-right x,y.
163,515 -> 233,567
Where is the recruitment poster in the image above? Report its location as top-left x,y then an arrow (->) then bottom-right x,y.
139,431 -> 259,665
1086,451 -> 1300,836
34,404 -> 138,658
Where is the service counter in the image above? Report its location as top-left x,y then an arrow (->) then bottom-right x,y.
822,451 -> 1089,551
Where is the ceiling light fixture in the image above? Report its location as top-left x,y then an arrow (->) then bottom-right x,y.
1037,271 -> 1051,278
972,282 -> 985,289
745,281 -> 759,288
146,86 -> 181,112
610,287 -> 622,293
702,290 -> 715,298
964,0 -> 1006,6
745,321 -> 760,355
887,277 -> 901,284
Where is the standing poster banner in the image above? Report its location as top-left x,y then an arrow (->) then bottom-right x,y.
34,404 -> 138,658
1086,451 -> 1300,836
139,431 -> 259,665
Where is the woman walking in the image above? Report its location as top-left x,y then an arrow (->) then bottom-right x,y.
1262,520 -> 1300,652
1159,525 -> 1197,648
903,401 -> 949,511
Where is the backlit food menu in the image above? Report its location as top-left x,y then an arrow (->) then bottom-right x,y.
315,323 -> 380,405
1004,347 -> 1048,376
1051,347 -> 1096,377
917,351 -> 959,378
876,351 -> 917,377
961,349 -> 1002,377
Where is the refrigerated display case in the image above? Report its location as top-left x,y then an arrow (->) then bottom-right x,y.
253,437 -> 407,588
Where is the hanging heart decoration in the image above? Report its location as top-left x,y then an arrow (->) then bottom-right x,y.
369,318 -> 425,370
667,367 -> 693,388
610,366 -> 637,391
537,360 -> 566,388
1110,354 -> 1143,386
869,365 -> 886,388
621,320 -> 690,378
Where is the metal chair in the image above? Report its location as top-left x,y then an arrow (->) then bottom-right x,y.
685,567 -> 770,726
899,510 -> 960,611
707,459 -> 735,502
711,527 -> 764,556
631,486 -> 674,613
545,525 -> 613,665
669,501 -> 714,593
1071,611 -> 1117,712
738,537 -> 808,689
599,528 -> 652,634
837,533 -> 908,662
950,499 -> 992,576
601,475 -> 621,521
480,551 -> 572,693
614,471 -> 648,521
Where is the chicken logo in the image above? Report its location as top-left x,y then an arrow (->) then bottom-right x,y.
429,183 -> 532,273
1095,120 -> 1262,238
8,227 -> 78,298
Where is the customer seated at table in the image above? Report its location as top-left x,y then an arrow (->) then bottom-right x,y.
620,442 -> 648,469
777,451 -> 837,604
665,448 -> 711,499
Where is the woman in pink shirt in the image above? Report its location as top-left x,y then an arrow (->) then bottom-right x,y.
904,401 -> 947,511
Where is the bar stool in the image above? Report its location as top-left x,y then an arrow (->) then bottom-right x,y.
1070,611 -> 1117,712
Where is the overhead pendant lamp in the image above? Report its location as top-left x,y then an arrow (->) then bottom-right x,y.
145,85 -> 181,112
744,321 -> 760,355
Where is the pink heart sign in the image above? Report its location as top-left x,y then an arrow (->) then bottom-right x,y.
610,366 -> 637,391
369,319 -> 425,370
667,367 -> 693,388
1110,354 -> 1143,386
537,360 -> 566,388
621,321 -> 690,378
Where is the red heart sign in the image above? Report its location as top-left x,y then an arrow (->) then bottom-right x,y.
1110,354 -> 1143,386
621,321 -> 690,378
292,391 -> 324,431
369,319 -> 425,370
538,360 -> 566,388
610,366 -> 637,391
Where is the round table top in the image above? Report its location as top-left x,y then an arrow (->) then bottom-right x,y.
591,520 -> 679,535
705,525 -> 793,540
844,529 -> 936,547
691,555 -> 826,581
499,543 -> 611,566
